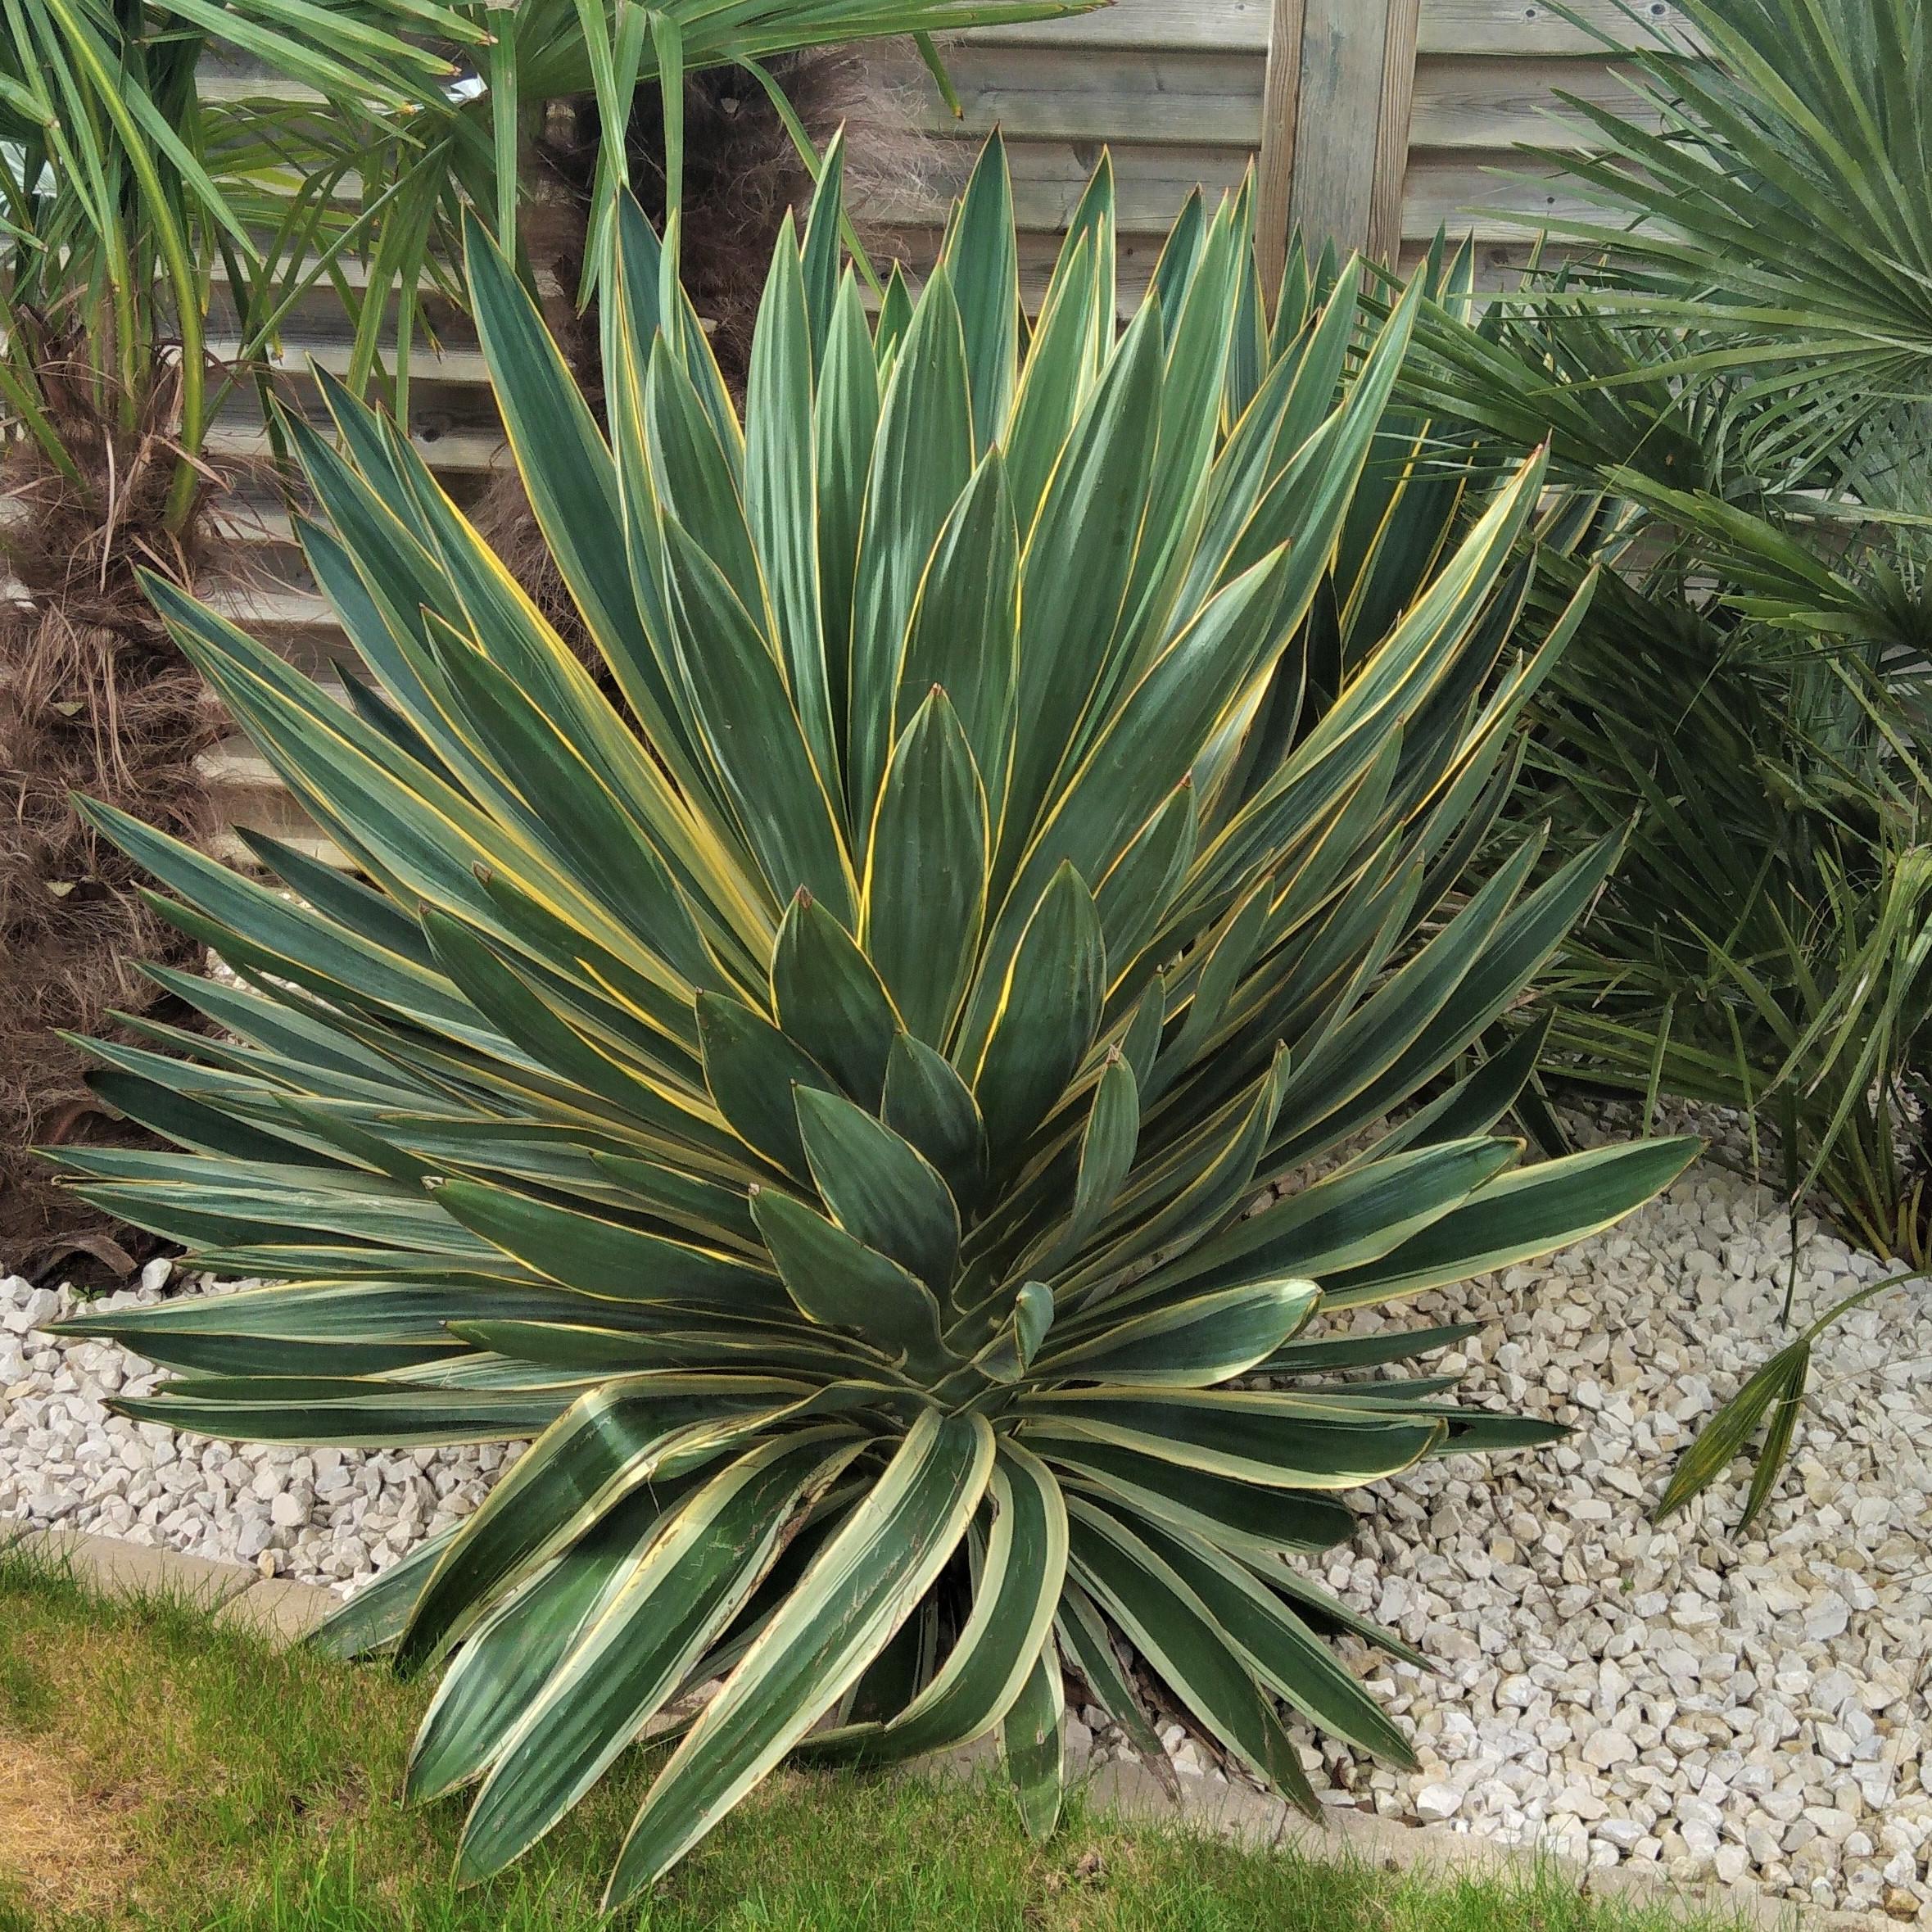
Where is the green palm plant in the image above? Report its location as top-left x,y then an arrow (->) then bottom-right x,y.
51,143 -> 1694,1903
1392,0 -> 1932,1523
1515,0 -> 1932,480
2,0 -> 481,1259
0,0 -> 475,530
327,0 -> 1094,405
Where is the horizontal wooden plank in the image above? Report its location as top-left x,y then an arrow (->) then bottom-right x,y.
1418,0 -> 1693,55
1411,55 -> 1650,149
205,419 -> 506,478
1002,147 -> 1247,236
872,141 -> 1245,237
209,337 -> 494,389
896,141 -> 1581,242
915,46 -> 1647,156
916,42 -> 1661,161
918,45 -> 1261,149
1400,152 -> 1604,237
961,0 -> 1690,55
963,1 -> 1271,53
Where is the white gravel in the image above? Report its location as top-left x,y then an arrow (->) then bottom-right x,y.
0,1260 -> 518,1589
3,1156 -> 1929,1916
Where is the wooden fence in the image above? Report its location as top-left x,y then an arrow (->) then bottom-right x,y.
897,0 -> 1689,301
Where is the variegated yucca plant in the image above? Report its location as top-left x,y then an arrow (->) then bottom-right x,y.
52,138 -> 1694,1903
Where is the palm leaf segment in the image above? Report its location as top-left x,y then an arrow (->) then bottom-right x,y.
54,142 -> 1696,1903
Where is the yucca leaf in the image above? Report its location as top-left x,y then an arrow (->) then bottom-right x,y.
880,1033 -> 989,1215
847,265 -> 975,834
112,1380 -> 586,1447
462,213 -> 668,748
810,1438 -> 1067,1763
771,888 -> 901,1110
1003,229 -> 1099,528
408,1489 -> 669,1803
969,548 -> 1294,1034
394,1378 -> 793,1673
1267,1321 -> 1482,1376
999,302 -> 1165,852
432,1178 -> 780,1314
798,128 -> 846,368
938,130 -> 1020,450
1127,1512 -> 1416,1764
308,1523 -> 462,1662
1068,1498 -> 1316,1812
813,274 -> 881,713
1064,1050 -> 1288,1295
1378,1016 -> 1554,1159
456,1432 -> 860,1880
862,689 -> 989,1047
954,1280 -> 1056,1386
1001,1645 -> 1066,1839
1322,1138 -> 1702,1308
1023,1053 -> 1139,1278
604,1411 -> 994,1900
894,452 -> 1020,799
641,332 -> 756,605
746,215 -> 839,803
969,864 -> 1105,1163
1133,1137 -> 1519,1307
749,1186 -> 950,1373
1117,978 -> 1166,1093
874,265 -> 914,369
794,1085 -> 961,1296
1034,1280 -> 1318,1388
1054,1582 -> 1171,1780
590,1154 -> 759,1252
1046,1437 -> 1354,1560
695,993 -> 835,1180
1093,785 -> 1199,980
660,516 -> 857,926
1025,1387 -> 1441,1491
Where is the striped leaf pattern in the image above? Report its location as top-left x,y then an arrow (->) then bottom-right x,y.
56,146 -> 1695,1905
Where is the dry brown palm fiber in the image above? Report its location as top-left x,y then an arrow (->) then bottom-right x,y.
472,45 -> 938,654
1,347 -> 224,1279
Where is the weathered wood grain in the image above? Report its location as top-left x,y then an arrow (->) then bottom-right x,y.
1369,0 -> 1423,262
1256,0 -> 1307,297
961,0 -> 1690,56
906,48 -> 1650,165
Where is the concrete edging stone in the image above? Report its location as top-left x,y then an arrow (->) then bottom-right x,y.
4,1524 -> 1883,1932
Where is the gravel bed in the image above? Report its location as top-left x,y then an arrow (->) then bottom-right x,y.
3,1156 -> 1928,1916
0,1265 -> 518,1587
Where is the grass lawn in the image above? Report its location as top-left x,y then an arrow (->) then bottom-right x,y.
0,1541 -> 1735,1932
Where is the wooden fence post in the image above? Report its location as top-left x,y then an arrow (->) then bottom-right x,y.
1255,0 -> 1307,304
1256,0 -> 1423,289
1368,0 -> 1422,265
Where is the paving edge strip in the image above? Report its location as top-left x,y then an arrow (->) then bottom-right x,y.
5,1524 -> 1874,1932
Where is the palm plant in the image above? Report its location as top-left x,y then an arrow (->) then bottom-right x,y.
1520,556 -> 1932,1269
1519,0 -> 1932,482
1,0 -> 475,1258
0,0 -> 1088,1260
0,0 -> 473,533
1395,0 -> 1932,1519
52,143 -> 1693,1901
325,0 -> 1093,405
